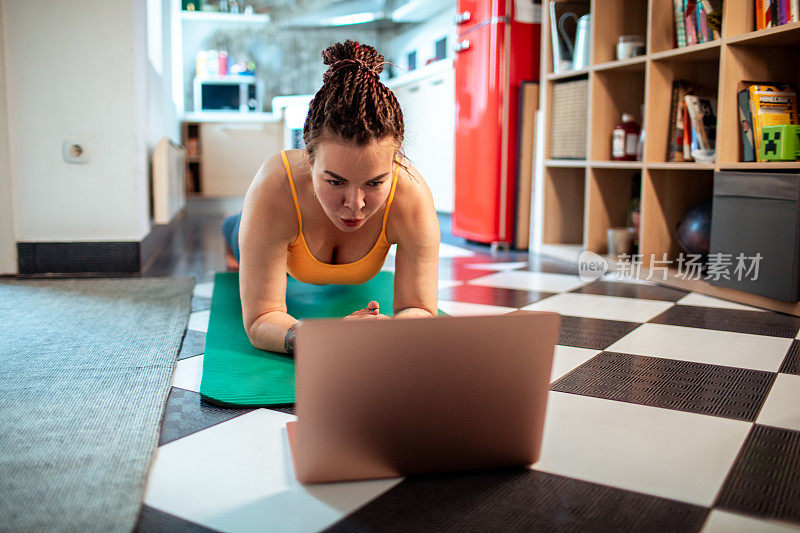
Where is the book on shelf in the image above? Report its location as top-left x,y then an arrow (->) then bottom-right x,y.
700,0 -> 722,39
737,82 -> 757,162
685,0 -> 699,45
682,100 -> 693,160
675,0 -> 720,46
756,0 -> 771,29
674,0 -> 687,46
748,83 -> 799,161
667,79 -> 693,161
755,0 -> 799,28
684,95 -> 717,153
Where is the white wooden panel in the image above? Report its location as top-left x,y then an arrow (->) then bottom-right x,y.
395,66 -> 455,213
200,121 -> 282,197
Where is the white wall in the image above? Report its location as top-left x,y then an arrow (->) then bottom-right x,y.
386,4 -> 457,74
1,0 -> 177,244
0,2 -> 17,274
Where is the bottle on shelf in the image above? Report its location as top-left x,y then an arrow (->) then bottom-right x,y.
218,51 -> 228,76
611,113 -> 641,161
637,104 -> 645,161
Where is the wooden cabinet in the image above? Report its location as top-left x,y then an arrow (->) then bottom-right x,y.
392,63 -> 456,213
536,0 -> 800,264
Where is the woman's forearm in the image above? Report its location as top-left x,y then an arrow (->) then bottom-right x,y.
246,311 -> 300,353
394,307 -> 436,319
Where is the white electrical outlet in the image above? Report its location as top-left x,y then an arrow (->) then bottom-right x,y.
63,139 -> 89,164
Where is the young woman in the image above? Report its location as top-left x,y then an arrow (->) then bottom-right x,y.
221,40 -> 440,355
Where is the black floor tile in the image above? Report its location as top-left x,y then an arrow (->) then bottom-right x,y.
521,258 -> 581,275
780,341 -> 800,375
715,425 -> 800,524
551,352 -> 776,422
573,280 -> 688,302
269,405 -> 296,416
558,316 -> 642,350
159,387 -> 253,445
324,468 -> 708,533
178,329 -> 206,360
649,305 -> 800,338
438,284 -> 555,308
135,505 -> 220,533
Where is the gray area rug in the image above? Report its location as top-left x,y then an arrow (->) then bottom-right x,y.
0,277 -> 194,532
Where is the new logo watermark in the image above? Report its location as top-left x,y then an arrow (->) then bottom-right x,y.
578,251 -> 609,282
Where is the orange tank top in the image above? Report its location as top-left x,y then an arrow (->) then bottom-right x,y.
282,150 -> 399,285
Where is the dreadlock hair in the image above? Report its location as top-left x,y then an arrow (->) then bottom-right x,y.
303,40 -> 405,163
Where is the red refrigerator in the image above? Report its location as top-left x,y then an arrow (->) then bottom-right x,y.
452,0 -> 541,245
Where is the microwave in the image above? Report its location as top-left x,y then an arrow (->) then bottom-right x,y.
193,76 -> 264,112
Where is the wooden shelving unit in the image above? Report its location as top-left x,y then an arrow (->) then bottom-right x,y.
536,0 -> 800,266
181,122 -> 202,195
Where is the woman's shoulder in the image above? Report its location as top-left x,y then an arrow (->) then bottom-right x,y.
241,150 -> 303,241
386,155 -> 438,243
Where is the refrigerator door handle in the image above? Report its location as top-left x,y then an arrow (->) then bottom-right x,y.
458,16 -> 511,37
454,10 -> 471,24
455,39 -> 471,53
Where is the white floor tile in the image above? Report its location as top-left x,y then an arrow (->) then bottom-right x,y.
756,373 -> 800,432
144,409 -> 402,533
436,300 -> 516,317
380,252 -> 395,272
607,323 -> 792,372
468,271 -> 585,293
193,281 -> 214,299
437,243 -> 476,258
550,346 -> 602,383
172,354 -> 203,393
187,310 -> 210,333
391,242 -> 474,259
796,328 -> 800,340
438,279 -> 462,291
522,293 -> 673,323
677,293 -> 764,312
532,392 -> 751,507
701,510 -> 800,532
463,262 -> 528,271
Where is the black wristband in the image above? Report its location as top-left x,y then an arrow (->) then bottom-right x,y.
284,322 -> 299,355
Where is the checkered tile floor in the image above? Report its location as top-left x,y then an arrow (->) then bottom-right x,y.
137,244 -> 800,533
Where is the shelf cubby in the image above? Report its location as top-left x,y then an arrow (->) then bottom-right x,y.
543,167 -> 586,246
590,69 -> 645,161
645,54 -> 720,164
718,42 -> 800,165
586,168 -> 641,254
640,168 -> 713,264
592,0 -> 648,64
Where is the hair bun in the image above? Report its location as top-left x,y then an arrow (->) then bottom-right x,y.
321,40 -> 384,83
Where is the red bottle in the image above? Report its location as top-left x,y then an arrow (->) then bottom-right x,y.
218,51 -> 228,77
612,113 -> 641,161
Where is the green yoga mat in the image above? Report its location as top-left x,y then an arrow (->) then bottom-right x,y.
200,272 -> 397,407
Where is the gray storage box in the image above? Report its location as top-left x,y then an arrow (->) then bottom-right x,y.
709,171 -> 800,302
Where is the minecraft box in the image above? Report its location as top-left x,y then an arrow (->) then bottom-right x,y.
759,125 -> 800,161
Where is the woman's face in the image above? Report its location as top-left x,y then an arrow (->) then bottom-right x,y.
308,137 -> 397,232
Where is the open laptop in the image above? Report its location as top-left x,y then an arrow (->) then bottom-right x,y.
285,310 -> 561,484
